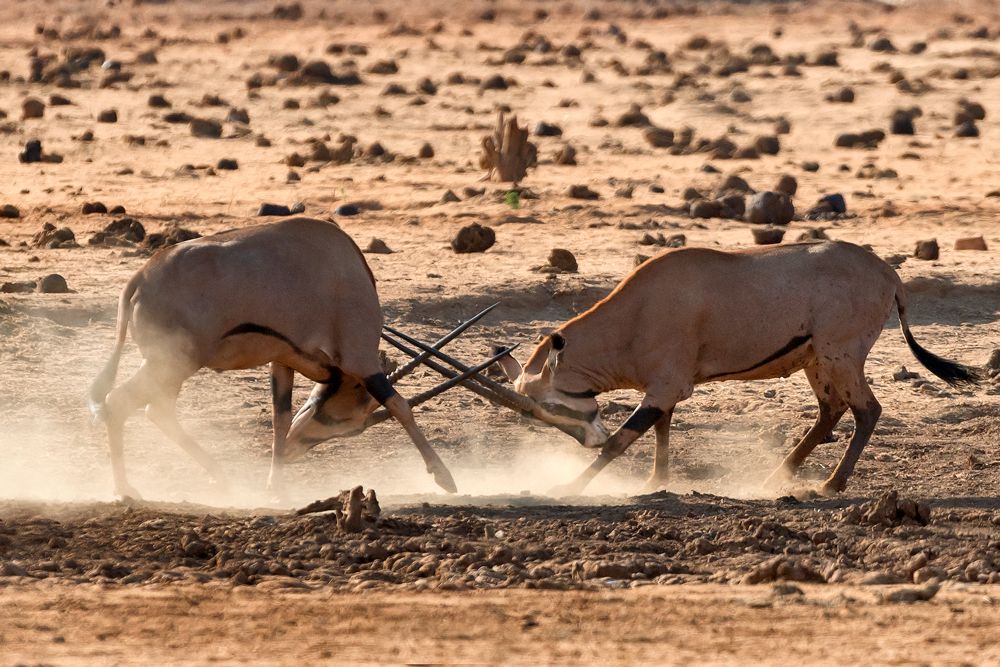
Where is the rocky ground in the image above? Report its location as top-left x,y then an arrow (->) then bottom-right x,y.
2,0 -> 1000,663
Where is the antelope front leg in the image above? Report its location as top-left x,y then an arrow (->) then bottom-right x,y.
550,404 -> 665,497
643,408 -> 675,492
267,363 -> 294,497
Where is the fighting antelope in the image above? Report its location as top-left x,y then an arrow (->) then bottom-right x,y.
88,217 -> 506,500
487,241 -> 981,496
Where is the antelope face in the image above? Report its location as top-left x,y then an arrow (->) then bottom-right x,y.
498,333 -> 610,448
284,375 -> 376,461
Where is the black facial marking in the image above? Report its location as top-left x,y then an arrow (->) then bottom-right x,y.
364,373 -> 396,405
541,402 -> 598,423
559,388 -> 599,399
623,406 -> 665,433
707,334 -> 812,380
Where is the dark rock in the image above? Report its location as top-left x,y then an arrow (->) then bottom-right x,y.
217,158 -> 238,170
890,110 -> 915,135
190,118 -> 223,138
718,174 -> 752,194
451,223 -> 496,253
22,98 -> 44,119
164,112 -> 192,124
567,184 -> 599,200
257,203 -> 291,216
227,108 -> 250,124
835,130 -> 885,149
914,239 -> 939,260
554,144 -> 577,165
364,238 -> 393,254
776,174 -> 797,196
440,190 -> 460,203
82,202 -> 107,214
534,122 -> 562,137
615,103 -> 650,127
144,227 -> 200,249
32,223 -> 76,248
869,36 -> 896,53
690,199 -> 722,219
0,204 -> 20,218
270,53 -> 300,72
547,248 -> 578,272
97,108 -> 117,123
148,94 -> 170,108
826,87 -> 854,103
751,226 -> 786,245
18,139 -> 43,164
955,121 -> 979,138
479,74 -> 508,91
755,135 -> 780,155
335,204 -> 360,216
289,202 -> 305,214
747,191 -> 794,225
49,94 -> 73,106
643,127 -> 674,148
417,142 -> 434,158
37,274 -> 70,293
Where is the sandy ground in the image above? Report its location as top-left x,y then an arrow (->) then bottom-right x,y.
2,0 -> 1000,663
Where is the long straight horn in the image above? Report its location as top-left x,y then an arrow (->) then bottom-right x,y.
380,329 -> 538,414
365,344 -> 520,428
386,302 -> 499,385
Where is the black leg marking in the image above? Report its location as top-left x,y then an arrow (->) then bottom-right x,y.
707,334 -> 812,380
364,373 -> 396,405
623,406 -> 665,433
270,374 -> 292,413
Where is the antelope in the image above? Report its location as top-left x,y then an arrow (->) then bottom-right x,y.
486,241 -> 981,496
88,217 -> 505,500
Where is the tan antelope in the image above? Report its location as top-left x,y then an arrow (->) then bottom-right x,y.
88,217 -> 505,500
489,241 -> 980,496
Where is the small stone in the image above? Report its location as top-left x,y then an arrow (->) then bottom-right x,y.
37,274 -> 69,293
534,121 -> 562,137
690,199 -> 722,219
955,121 -> 979,138
257,203 -> 291,216
217,158 -> 238,170
775,174 -> 797,196
747,192 -> 794,225
190,118 -> 223,138
22,97 -> 44,119
97,108 -> 118,123
827,87 -> 854,103
913,239 -> 939,261
890,109 -> 915,135
452,223 -> 496,253
417,142 -> 434,158
567,184 -> 599,200
751,226 -> 785,245
18,139 -> 43,164
441,190 -> 460,203
954,236 -> 987,251
289,202 -> 305,214
148,94 -> 171,108
82,202 -> 107,214
643,127 -> 674,148
547,248 -> 578,272
615,103 -> 650,127
755,135 -> 780,155
49,94 -> 73,106
893,366 -> 918,381
335,204 -> 360,216
0,204 -> 20,218
227,108 -> 250,124
554,144 -> 577,165
364,238 -> 393,254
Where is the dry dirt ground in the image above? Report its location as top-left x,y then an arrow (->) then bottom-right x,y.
2,0 -> 1000,663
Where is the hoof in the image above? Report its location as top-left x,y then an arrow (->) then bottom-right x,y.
818,479 -> 845,497
433,467 -> 458,494
114,485 -> 143,503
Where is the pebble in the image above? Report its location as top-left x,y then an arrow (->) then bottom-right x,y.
747,192 -> 794,225
0,204 -> 20,218
37,274 -> 70,293
190,118 -> 223,138
217,158 -> 239,170
364,238 -> 393,254
97,109 -> 118,123
913,239 -> 939,261
22,98 -> 44,119
547,248 -> 578,272
451,223 -> 496,253
567,184 -> 599,200
257,203 -> 291,216
954,235 -> 987,251
335,204 -> 360,216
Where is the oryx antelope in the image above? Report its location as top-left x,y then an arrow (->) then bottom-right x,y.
88,217 -> 489,500
492,240 -> 980,496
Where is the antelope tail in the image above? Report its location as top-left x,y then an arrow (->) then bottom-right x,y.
88,274 -> 141,420
894,287 -> 981,387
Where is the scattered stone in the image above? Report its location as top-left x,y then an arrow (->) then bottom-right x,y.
955,121 -> 979,138
32,223 -> 77,249
775,174 -> 797,196
417,142 -> 434,158
835,130 -> 885,149
643,127 -> 674,148
22,98 -> 44,119
49,94 -> 72,106
534,121 -> 562,137
227,108 -> 250,124
826,87 -> 855,103
0,204 -> 20,218
547,248 -> 578,272
190,118 -> 223,138
690,199 -> 722,219
290,202 -> 305,214
755,135 -> 780,155
554,144 -> 577,165
804,194 -> 847,220
441,190 -> 460,203
364,238 -> 393,254
18,140 -> 44,164
97,108 -> 118,123
747,192 -> 794,225
567,184 -> 599,200
914,239 -> 939,261
82,202 -> 107,215
890,109 -> 915,135
257,203 -> 292,216
752,226 -> 785,245
954,236 -> 987,251
217,158 -> 238,170
148,94 -> 171,108
144,227 -> 200,249
452,223 -> 496,253
335,204 -> 360,216
37,274 -> 70,293
615,103 -> 650,127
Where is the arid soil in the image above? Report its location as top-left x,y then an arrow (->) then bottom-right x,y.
2,0 -> 1000,663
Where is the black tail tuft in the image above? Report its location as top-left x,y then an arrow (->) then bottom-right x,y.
902,328 -> 982,387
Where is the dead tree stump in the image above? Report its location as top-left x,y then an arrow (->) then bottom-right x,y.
479,112 -> 537,183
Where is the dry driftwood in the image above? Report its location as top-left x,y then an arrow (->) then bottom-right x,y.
479,112 -> 537,183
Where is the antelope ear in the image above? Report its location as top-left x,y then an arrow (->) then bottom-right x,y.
492,345 -> 523,383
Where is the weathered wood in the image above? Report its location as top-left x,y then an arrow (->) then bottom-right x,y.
479,112 -> 537,183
